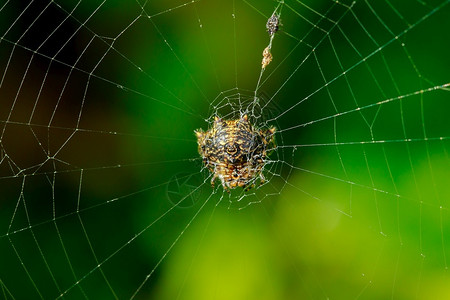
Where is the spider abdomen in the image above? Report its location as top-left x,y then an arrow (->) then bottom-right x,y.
195,114 -> 275,190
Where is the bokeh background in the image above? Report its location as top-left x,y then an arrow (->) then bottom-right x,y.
1,0 -> 449,299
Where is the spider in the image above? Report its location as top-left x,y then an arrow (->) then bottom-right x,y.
195,114 -> 276,191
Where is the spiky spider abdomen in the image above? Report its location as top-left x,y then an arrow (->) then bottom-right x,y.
195,114 -> 275,191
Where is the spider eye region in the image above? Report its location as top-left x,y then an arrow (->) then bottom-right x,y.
195,116 -> 276,191
225,143 -> 238,155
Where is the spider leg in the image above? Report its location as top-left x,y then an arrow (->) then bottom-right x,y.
212,172 -> 229,192
244,183 -> 254,192
210,173 -> 218,188
220,177 -> 230,193
259,172 -> 266,185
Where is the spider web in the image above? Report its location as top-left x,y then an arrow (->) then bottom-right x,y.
1,0 -> 450,299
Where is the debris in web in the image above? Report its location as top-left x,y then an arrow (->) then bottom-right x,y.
266,13 -> 280,36
261,5 -> 282,70
262,46 -> 273,69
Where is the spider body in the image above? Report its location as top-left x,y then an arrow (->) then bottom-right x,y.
195,115 -> 275,191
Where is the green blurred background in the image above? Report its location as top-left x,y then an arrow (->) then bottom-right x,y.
0,0 -> 449,299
